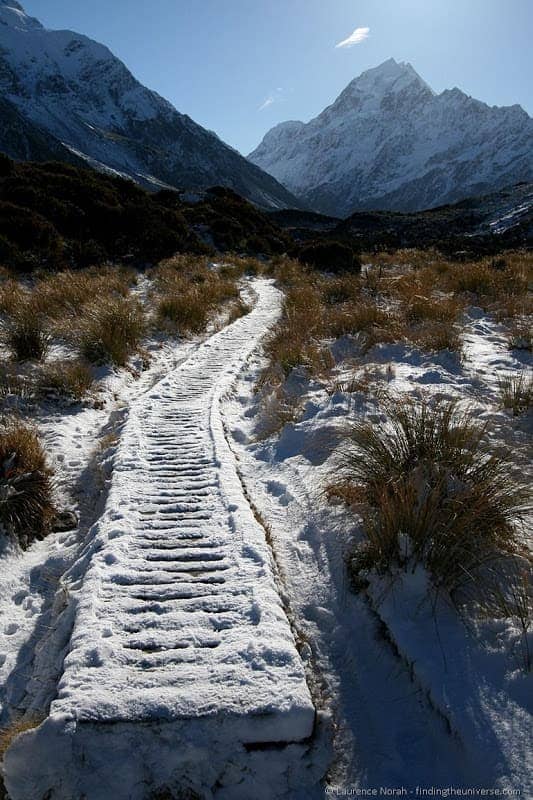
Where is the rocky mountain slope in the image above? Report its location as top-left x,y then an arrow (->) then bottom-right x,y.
0,0 -> 300,209
249,58 -> 533,216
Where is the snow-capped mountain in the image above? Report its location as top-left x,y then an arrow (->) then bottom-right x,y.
249,58 -> 533,216
0,0 -> 300,208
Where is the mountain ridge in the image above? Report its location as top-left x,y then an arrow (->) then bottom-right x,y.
249,59 -> 533,216
0,0 -> 302,209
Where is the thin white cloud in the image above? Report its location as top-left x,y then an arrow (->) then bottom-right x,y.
258,95 -> 275,111
335,26 -> 370,48
258,87 -> 285,111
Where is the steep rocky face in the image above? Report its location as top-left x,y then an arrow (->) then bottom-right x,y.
0,0 -> 301,208
249,58 -> 533,216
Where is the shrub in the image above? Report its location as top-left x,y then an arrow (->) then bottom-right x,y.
0,421 -> 55,546
298,240 -> 361,274
337,397 -> 530,598
78,297 -> 145,365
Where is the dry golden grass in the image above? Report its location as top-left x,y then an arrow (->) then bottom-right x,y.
325,301 -> 397,347
443,252 -> 531,306
32,267 -> 135,322
76,297 -> 146,366
326,365 -> 395,398
39,359 -> 94,401
410,320 -> 463,354
259,279 -> 334,385
153,257 -> 240,335
219,255 -> 264,279
477,565 -> 532,671
321,274 -> 362,306
227,298 -> 252,324
5,299 -> 50,362
507,319 -> 532,352
498,371 -> 533,415
256,387 -> 304,439
0,420 -> 55,545
0,278 -> 27,316
0,715 -> 44,762
332,396 -> 530,599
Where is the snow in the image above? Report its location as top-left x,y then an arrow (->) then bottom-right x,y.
220,304 -> 532,793
0,299 -> 217,730
249,58 -> 533,215
0,1 -> 298,209
2,281 -> 321,800
0,273 -> 530,797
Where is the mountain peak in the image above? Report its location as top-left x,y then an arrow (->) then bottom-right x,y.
349,58 -> 433,96
0,0 -> 42,31
249,58 -> 533,216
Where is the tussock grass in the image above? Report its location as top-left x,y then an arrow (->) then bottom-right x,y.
0,420 -> 55,546
33,267 -> 134,322
326,366 -> 394,398
78,297 -> 146,366
326,301 -> 394,340
498,371 -> 533,415
322,274 -> 362,306
0,366 -> 31,405
5,301 -> 50,361
260,280 -> 332,384
39,359 -> 94,401
0,715 -> 44,762
153,257 -> 240,335
333,396 -> 530,598
507,319 -> 532,352
227,298 -> 252,324
0,278 -> 26,315
443,252 -> 531,314
411,320 -> 463,354
157,291 -> 209,334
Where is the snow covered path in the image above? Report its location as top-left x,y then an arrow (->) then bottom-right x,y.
4,280 -> 317,800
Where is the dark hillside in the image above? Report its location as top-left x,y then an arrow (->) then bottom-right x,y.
0,155 -> 291,271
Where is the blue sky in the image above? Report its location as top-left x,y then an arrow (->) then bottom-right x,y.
22,0 -> 533,155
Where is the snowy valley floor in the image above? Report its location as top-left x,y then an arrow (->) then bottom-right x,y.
222,279 -> 532,795
0,262 -> 531,798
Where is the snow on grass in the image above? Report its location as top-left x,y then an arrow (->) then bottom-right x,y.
222,289 -> 532,793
